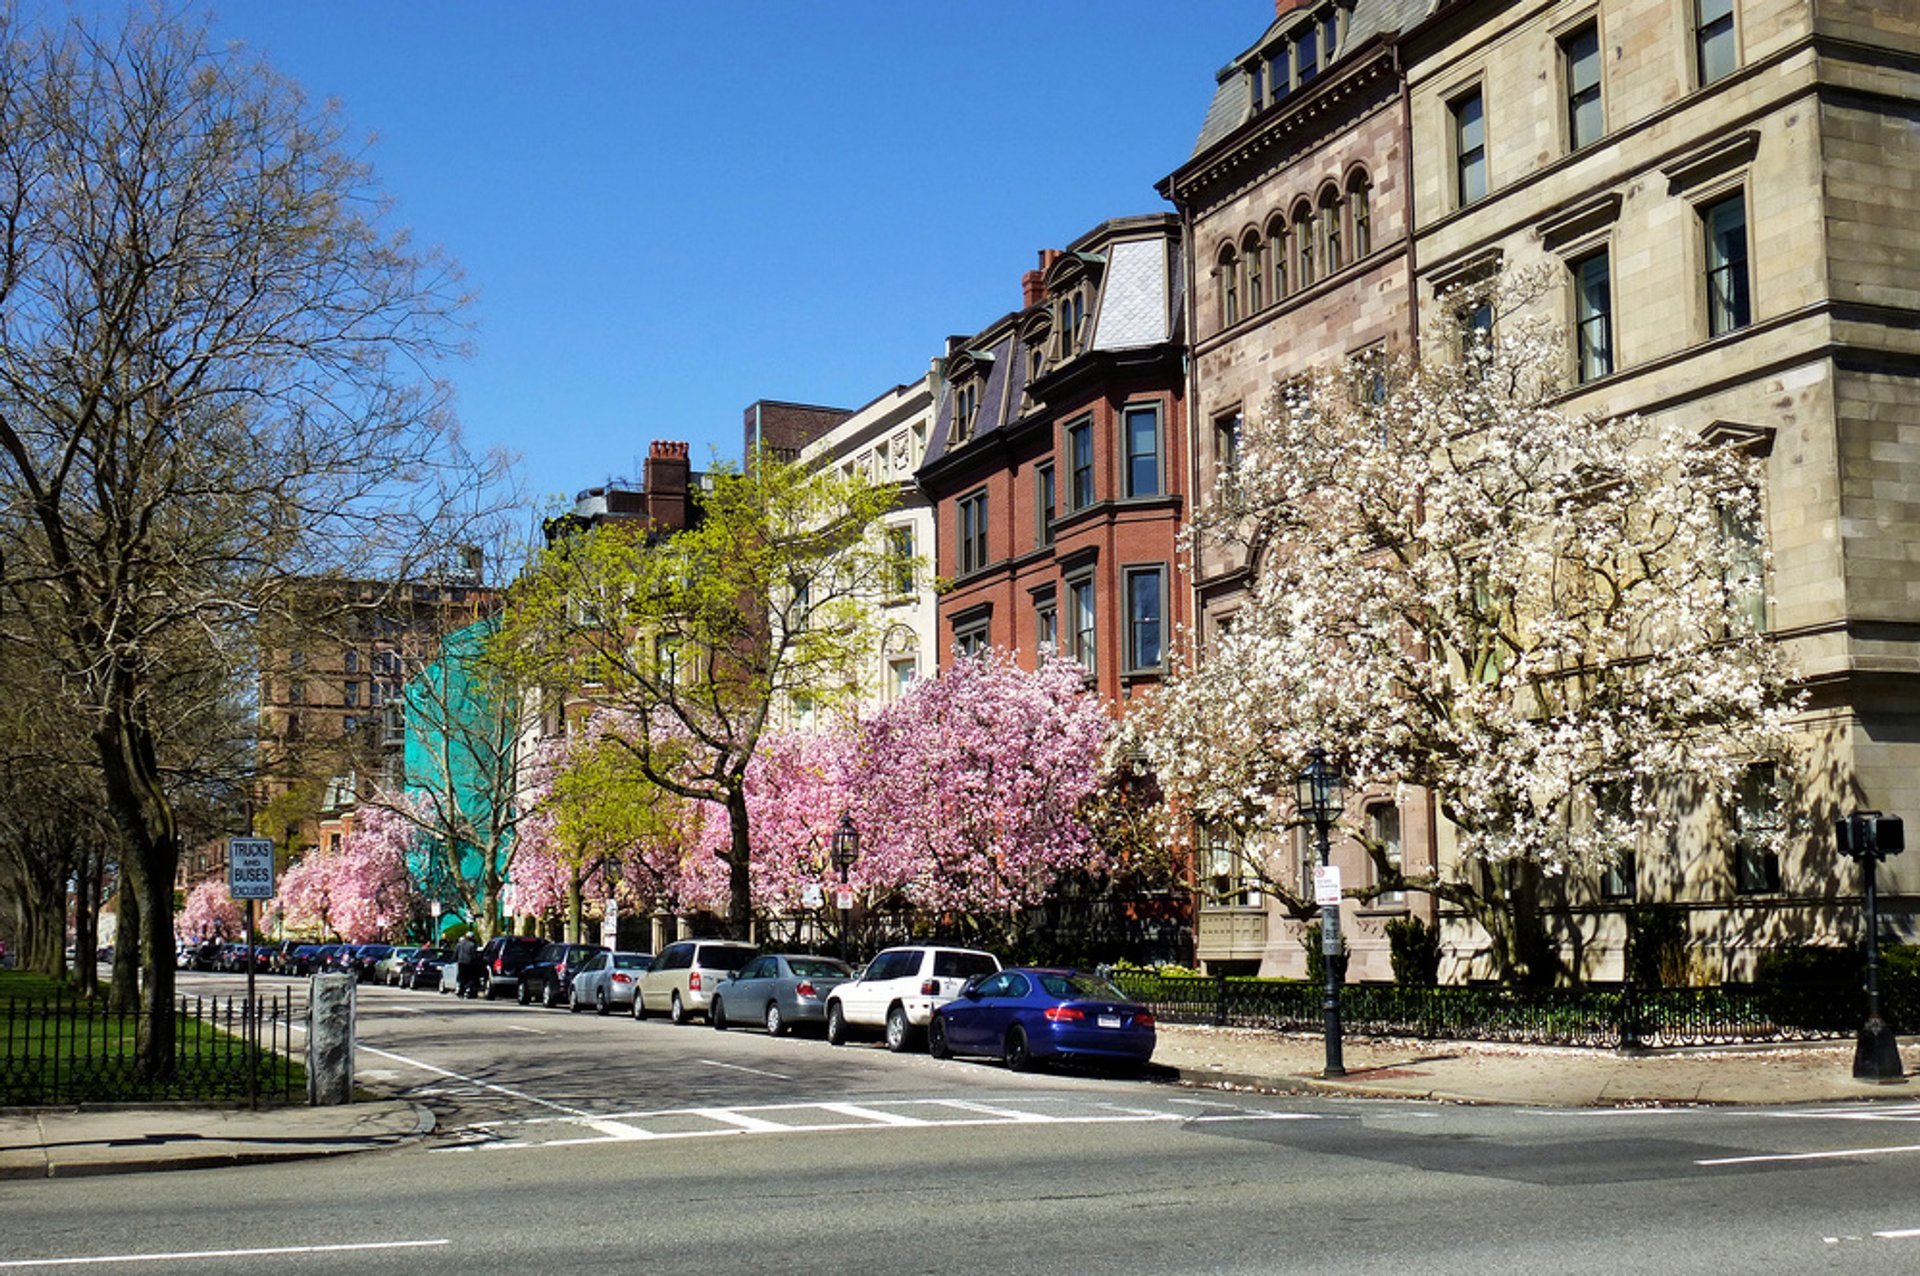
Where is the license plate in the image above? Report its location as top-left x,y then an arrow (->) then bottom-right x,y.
1098,1015 -> 1122,1029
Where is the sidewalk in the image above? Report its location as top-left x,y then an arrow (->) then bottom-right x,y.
4,1030 -> 1915,1179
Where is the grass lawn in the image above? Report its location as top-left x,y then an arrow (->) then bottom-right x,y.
0,969 -> 308,1104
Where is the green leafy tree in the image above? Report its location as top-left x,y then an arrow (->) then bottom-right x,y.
493,454 -> 906,936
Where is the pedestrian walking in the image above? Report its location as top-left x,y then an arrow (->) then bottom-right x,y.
455,934 -> 481,998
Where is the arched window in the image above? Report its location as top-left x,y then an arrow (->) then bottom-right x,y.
1293,202 -> 1315,288
1347,169 -> 1372,259
1243,232 -> 1265,313
1218,243 -> 1240,328
1268,216 -> 1289,299
1320,185 -> 1343,274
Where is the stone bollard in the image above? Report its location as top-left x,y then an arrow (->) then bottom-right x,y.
307,973 -> 356,1105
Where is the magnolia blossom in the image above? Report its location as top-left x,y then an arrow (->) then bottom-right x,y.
1137,270 -> 1801,962
278,800 -> 420,942
178,876 -> 242,940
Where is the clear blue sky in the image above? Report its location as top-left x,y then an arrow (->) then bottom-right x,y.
189,2 -> 1263,510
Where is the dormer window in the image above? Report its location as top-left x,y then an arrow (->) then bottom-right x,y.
1055,289 -> 1087,360
950,378 -> 981,444
1249,4 -> 1346,112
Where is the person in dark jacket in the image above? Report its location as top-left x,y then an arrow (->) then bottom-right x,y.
455,935 -> 481,998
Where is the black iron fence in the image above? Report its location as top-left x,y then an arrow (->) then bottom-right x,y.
0,990 -> 305,1105
1108,971 -> 1920,1050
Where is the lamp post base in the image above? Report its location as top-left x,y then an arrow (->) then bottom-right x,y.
1853,1017 -> 1906,1082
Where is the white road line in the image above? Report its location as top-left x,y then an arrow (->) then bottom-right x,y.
691,1107 -> 793,1132
502,1025 -> 546,1035
816,1102 -> 931,1126
1875,1229 -> 1920,1240
1697,1142 -> 1920,1166
696,1058 -> 791,1080
354,1043 -> 593,1117
0,1239 -> 450,1269
931,1099 -> 1053,1123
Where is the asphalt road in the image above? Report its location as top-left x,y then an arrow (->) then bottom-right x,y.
5,972 -> 1920,1274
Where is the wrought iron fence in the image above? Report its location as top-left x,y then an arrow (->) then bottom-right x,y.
0,990 -> 305,1105
1108,970 -> 1913,1050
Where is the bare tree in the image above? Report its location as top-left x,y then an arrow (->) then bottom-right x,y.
0,10 -> 508,1075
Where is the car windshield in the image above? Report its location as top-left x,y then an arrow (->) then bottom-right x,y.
933,952 -> 999,979
699,946 -> 756,971
613,954 -> 651,970
788,958 -> 850,978
1037,973 -> 1127,1001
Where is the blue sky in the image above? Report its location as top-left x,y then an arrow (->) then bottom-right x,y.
184,2 -> 1263,509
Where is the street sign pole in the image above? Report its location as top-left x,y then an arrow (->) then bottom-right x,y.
244,897 -> 257,1111
227,835 -> 276,1112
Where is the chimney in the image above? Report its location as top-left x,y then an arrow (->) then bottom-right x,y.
1021,270 -> 1046,308
1274,0 -> 1313,15
644,440 -> 691,531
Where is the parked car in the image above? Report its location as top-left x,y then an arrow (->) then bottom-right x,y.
310,943 -> 344,974
929,968 -> 1156,1072
477,935 -> 548,1000
517,942 -> 607,1007
568,951 -> 654,1014
635,940 -> 758,1024
286,944 -> 323,976
375,946 -> 418,985
710,954 -> 853,1036
402,947 -> 449,990
825,945 -> 1001,1052
345,944 -> 394,980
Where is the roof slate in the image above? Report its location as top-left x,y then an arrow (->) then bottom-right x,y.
1093,238 -> 1171,350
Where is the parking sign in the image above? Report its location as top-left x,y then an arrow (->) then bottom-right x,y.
227,837 -> 276,900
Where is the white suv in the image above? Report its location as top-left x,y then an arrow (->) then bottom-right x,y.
825,945 -> 1001,1052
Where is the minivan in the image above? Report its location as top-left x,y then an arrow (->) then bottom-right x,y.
635,940 -> 758,1024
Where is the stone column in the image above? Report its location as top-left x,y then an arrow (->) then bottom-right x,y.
307,973 -> 356,1105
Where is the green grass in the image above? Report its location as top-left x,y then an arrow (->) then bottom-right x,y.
0,970 -> 308,1104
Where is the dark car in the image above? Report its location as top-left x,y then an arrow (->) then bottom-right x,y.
401,947 -> 449,990
477,935 -> 548,1000
929,968 -> 1156,1073
347,943 -> 394,982
286,944 -> 323,976
516,942 -> 608,1008
311,943 -> 344,974
710,954 -> 854,1036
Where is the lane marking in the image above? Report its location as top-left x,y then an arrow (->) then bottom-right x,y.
690,1107 -> 792,1132
503,1026 -> 546,1036
0,1239 -> 450,1269
353,1043 -> 592,1117
930,1099 -> 1053,1123
696,1058 -> 791,1080
816,1102 -> 931,1127
1874,1229 -> 1920,1240
1697,1142 -> 1920,1166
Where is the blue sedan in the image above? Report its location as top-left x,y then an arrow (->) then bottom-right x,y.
928,968 -> 1156,1072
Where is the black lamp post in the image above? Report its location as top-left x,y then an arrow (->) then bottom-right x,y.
1295,747 -> 1346,1078
1836,810 -> 1906,1082
831,812 -> 859,964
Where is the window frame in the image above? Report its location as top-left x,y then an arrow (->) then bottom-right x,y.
1701,189 -> 1751,338
888,524 -> 916,598
951,616 -> 990,660
1213,406 -> 1243,484
1066,416 -> 1095,511
1731,762 -> 1783,895
1560,20 -> 1604,151
1571,246 -> 1614,383
1200,822 -> 1263,910
1122,402 -> 1163,499
1218,242 -> 1240,329
1450,84 -> 1488,208
1365,802 -> 1406,909
1122,564 -> 1166,674
1066,572 -> 1097,677
1346,169 -> 1372,259
1694,0 -> 1737,89
1034,461 -> 1056,548
956,489 -> 990,576
1319,184 -> 1343,275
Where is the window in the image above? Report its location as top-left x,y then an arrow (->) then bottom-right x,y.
1294,203 -> 1315,287
1703,192 -> 1750,336
1244,234 -> 1265,313
1367,803 -> 1405,907
655,636 -> 681,684
1035,463 -> 1056,547
1035,599 -> 1058,651
1320,186 -> 1342,274
888,656 -> 917,700
1732,763 -> 1782,893
287,681 -> 305,706
1269,47 -> 1291,104
1562,23 -> 1602,149
792,694 -> 815,729
343,649 -> 359,674
953,619 -> 989,659
1461,299 -> 1494,365
1572,249 -> 1613,382
792,575 -> 810,617
1347,171 -> 1371,258
889,526 -> 915,596
1067,418 -> 1095,510
1069,576 -> 1096,675
1058,290 -> 1088,357
1268,218 -> 1289,298
342,715 -> 358,735
1124,404 -> 1162,498
1202,823 -> 1262,908
1218,243 -> 1240,328
1296,23 -> 1319,85
1214,408 -> 1243,480
952,380 -> 980,442
956,491 -> 989,575
1124,567 -> 1164,672
1452,87 -> 1487,206
1719,493 -> 1767,633
343,681 -> 359,708
1695,0 -> 1736,87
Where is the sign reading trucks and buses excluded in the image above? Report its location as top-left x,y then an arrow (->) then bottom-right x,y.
227,837 -> 276,900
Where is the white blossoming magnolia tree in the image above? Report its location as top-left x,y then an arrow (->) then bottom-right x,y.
1138,272 -> 1802,983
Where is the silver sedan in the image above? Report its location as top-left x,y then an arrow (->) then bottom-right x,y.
568,950 -> 654,1015
709,954 -> 853,1036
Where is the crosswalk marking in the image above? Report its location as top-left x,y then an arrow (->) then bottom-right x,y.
817,1102 -> 930,1126
1775,1103 -> 1920,1123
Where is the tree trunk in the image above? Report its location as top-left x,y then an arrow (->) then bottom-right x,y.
71,855 -> 97,998
92,705 -> 179,1078
726,790 -> 752,940
566,867 -> 584,945
109,881 -> 140,1013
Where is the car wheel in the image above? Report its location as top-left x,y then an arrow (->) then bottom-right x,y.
544,979 -> 562,1009
480,973 -> 495,1000
764,1001 -> 786,1038
928,1015 -> 953,1060
632,991 -> 647,1020
669,992 -> 687,1025
711,997 -> 727,1031
884,1003 -> 916,1053
595,988 -> 609,1017
825,1001 -> 847,1046
567,985 -> 583,1013
1004,1025 -> 1035,1073
517,979 -> 532,1006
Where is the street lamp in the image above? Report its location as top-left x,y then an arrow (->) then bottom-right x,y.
1295,747 -> 1346,1078
1836,810 -> 1906,1082
831,812 -> 859,964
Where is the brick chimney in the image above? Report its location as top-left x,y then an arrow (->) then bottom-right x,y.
643,440 -> 690,531
1275,0 -> 1313,15
1024,248 -> 1063,308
